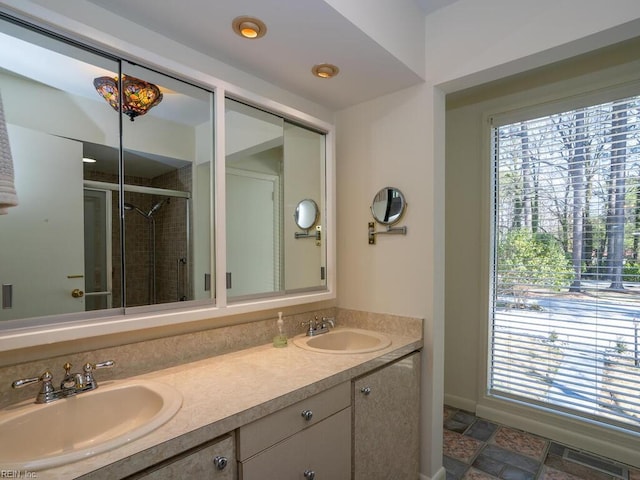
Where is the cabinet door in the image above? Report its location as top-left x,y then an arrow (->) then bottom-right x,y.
353,352 -> 421,480
129,434 -> 236,480
241,408 -> 351,480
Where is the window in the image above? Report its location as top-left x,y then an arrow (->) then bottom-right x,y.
490,89 -> 640,432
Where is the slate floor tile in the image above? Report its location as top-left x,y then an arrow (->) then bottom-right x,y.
443,406 -> 635,480
466,420 -> 500,442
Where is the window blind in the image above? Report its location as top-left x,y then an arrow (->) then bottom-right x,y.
490,93 -> 640,432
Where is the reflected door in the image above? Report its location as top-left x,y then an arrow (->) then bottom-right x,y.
226,170 -> 279,297
0,125 -> 85,320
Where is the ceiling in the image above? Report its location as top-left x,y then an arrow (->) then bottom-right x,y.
83,0 -> 459,110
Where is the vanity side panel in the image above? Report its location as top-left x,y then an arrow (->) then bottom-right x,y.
353,351 -> 421,480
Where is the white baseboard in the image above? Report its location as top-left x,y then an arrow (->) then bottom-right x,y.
444,393 -> 476,412
419,466 -> 446,480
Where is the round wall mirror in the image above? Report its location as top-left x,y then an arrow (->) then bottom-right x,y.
294,199 -> 319,230
371,187 -> 406,225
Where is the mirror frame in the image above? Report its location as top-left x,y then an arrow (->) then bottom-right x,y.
294,199 -> 319,230
370,187 -> 407,226
0,7 -> 336,353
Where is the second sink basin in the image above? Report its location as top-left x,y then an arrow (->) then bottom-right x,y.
0,379 -> 182,471
293,328 -> 391,354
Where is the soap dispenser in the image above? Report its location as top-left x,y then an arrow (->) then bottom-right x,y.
273,311 -> 288,348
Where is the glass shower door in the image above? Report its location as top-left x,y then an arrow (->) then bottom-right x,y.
84,188 -> 112,311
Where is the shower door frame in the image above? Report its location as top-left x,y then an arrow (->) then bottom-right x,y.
83,187 -> 113,310
84,180 -> 192,310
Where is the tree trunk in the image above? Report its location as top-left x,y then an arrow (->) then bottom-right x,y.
569,111 -> 587,292
608,102 -> 628,290
634,186 -> 640,262
519,124 -> 534,231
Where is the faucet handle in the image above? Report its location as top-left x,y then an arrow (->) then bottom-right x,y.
321,316 -> 335,328
12,370 -> 52,389
12,370 -> 56,404
86,360 -> 115,370
82,360 -> 115,390
300,317 -> 319,335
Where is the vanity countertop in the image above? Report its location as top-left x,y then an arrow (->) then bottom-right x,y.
37,326 -> 422,479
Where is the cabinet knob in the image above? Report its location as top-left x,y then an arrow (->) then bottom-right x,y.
301,409 -> 313,421
304,470 -> 316,479
213,455 -> 228,470
360,386 -> 372,395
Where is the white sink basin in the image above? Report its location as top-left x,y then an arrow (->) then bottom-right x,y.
0,380 -> 182,471
293,328 -> 391,354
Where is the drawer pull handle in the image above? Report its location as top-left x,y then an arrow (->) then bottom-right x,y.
301,409 -> 313,421
361,386 -> 372,395
213,455 -> 228,470
304,470 -> 316,479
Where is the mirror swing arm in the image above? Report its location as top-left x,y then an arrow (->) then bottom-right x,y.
368,186 -> 408,245
294,225 -> 322,244
368,222 -> 407,245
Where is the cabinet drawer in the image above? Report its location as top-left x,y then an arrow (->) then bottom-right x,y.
126,433 -> 236,480
240,407 -> 351,480
237,381 -> 350,460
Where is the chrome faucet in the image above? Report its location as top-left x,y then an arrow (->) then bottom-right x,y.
12,360 -> 115,404
301,316 -> 336,337
61,362 -> 84,396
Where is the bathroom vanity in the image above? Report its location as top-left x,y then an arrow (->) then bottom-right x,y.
4,321 -> 422,480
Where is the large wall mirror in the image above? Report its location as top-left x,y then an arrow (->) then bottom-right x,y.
225,99 -> 326,299
0,17 -> 213,322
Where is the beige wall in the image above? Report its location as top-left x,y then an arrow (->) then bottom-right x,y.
336,83 -> 446,479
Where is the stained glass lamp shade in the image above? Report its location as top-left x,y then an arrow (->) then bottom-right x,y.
93,75 -> 163,121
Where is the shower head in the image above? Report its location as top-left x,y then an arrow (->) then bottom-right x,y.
147,197 -> 169,217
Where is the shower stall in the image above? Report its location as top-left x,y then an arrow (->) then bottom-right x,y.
83,181 -> 191,310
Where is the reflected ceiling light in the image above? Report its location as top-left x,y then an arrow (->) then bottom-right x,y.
232,16 -> 267,39
82,157 -> 97,163
312,63 -> 340,79
93,75 -> 163,121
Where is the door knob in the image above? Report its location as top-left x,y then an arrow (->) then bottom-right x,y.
71,289 -> 84,298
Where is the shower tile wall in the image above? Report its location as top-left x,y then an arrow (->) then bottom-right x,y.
152,165 -> 191,304
123,188 -> 153,307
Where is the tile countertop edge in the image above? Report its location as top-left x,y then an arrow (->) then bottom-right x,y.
45,333 -> 423,479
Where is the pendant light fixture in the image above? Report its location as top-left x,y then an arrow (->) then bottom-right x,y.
93,75 -> 163,121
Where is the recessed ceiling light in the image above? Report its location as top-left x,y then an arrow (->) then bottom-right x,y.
82,157 -> 97,163
232,16 -> 267,39
312,63 -> 340,79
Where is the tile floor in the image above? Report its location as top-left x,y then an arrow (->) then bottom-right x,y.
443,405 -> 640,480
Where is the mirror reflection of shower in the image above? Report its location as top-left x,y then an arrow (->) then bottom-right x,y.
124,198 -> 169,304
121,192 -> 190,308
